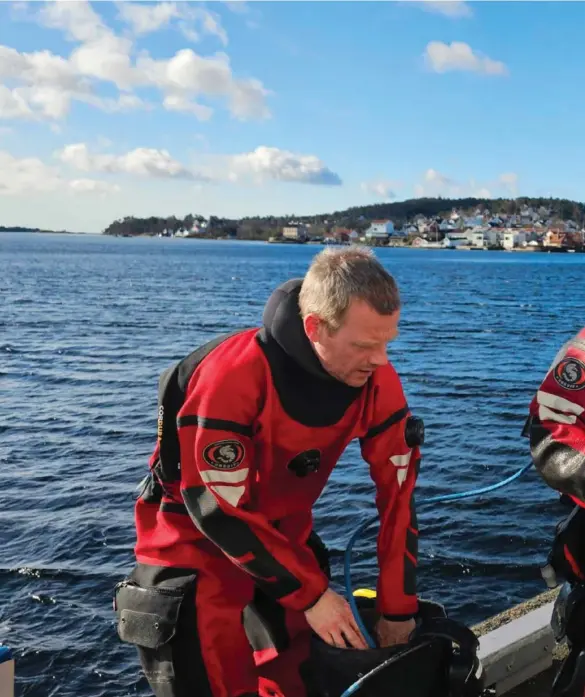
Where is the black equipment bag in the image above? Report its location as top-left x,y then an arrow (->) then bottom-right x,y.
309,596 -> 484,697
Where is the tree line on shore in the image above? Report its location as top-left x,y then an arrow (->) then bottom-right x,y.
100,196 -> 585,238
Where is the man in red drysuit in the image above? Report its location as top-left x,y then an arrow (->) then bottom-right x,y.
527,330 -> 585,697
116,247 -> 423,697
528,327 -> 585,505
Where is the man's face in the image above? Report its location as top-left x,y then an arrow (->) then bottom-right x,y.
304,299 -> 400,387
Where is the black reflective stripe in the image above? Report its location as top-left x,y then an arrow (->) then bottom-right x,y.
530,416 -> 585,500
160,501 -> 189,515
362,405 -> 409,440
414,456 -> 421,478
406,528 -> 417,558
243,588 -> 290,654
177,415 -> 254,438
182,486 -> 302,600
404,493 -> 418,597
383,612 -> 417,622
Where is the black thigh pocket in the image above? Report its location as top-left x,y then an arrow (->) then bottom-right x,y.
113,564 -> 205,696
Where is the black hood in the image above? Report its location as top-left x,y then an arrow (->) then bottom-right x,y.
258,278 -> 363,427
262,278 -> 335,381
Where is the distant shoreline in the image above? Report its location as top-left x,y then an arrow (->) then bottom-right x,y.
2,230 -> 582,253
0,228 -> 76,234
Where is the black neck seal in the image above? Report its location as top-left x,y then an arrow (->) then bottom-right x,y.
257,278 -> 363,428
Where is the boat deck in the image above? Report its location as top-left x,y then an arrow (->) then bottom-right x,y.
506,663 -> 558,697
472,587 -> 567,696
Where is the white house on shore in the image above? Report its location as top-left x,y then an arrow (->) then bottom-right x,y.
503,230 -> 527,249
443,233 -> 469,248
365,219 -> 394,240
467,229 -> 486,248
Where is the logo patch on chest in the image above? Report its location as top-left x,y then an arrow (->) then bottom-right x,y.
203,440 -> 245,470
554,357 -> 585,391
287,449 -> 321,477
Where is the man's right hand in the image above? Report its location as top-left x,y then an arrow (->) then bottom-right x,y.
304,588 -> 368,650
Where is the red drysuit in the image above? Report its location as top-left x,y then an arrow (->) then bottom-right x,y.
131,279 -> 421,697
528,326 -> 585,506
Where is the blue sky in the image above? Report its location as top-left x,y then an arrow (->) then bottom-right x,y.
0,0 -> 584,233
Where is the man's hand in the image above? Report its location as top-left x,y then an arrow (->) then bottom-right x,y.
375,617 -> 415,648
305,589 -> 368,650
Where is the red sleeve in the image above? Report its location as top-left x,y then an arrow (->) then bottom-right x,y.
529,332 -> 585,505
359,363 -> 420,620
177,346 -> 329,613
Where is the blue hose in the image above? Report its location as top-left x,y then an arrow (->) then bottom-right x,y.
344,461 -> 534,651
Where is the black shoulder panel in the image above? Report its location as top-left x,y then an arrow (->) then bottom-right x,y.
255,329 -> 362,428
156,328 -> 248,482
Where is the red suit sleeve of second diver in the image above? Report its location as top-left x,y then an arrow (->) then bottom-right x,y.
529,330 -> 585,507
177,341 -> 329,613
360,363 -> 420,620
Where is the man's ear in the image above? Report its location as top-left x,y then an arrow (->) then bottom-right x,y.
303,313 -> 321,343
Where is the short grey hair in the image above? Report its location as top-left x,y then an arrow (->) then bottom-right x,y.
298,246 -> 400,330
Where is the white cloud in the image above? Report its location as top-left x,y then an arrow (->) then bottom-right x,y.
414,168 -> 518,199
0,34 -> 139,119
424,41 -> 508,75
228,146 -> 342,186
361,179 -> 399,200
69,34 -> 138,91
0,45 -> 83,92
0,150 -> 119,196
39,0 -> 110,43
117,3 -> 228,45
0,151 -> 61,195
0,0 -> 268,123
419,167 -> 455,193
138,48 -> 270,121
182,8 -> 228,46
420,1 -> 472,18
117,2 -> 179,35
69,178 -> 120,194
57,143 -> 204,180
414,168 -> 468,197
162,93 -> 213,121
228,77 -> 270,120
55,142 -> 341,187
0,86 -> 34,119
83,93 -> 149,114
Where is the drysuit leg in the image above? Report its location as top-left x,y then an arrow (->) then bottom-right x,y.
246,526 -> 331,697
256,606 -> 316,697
195,564 -> 316,697
194,561 -> 260,697
123,558 -> 260,697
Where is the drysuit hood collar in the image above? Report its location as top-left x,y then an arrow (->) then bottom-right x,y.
262,278 -> 334,381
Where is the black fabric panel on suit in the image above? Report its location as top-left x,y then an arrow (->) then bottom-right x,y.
256,329 -> 361,427
257,278 -> 362,428
531,415 -> 585,501
182,486 -> 302,600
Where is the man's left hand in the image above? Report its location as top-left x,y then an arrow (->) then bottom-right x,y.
375,617 -> 416,647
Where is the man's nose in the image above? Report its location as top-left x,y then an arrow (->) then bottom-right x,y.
370,346 -> 388,367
